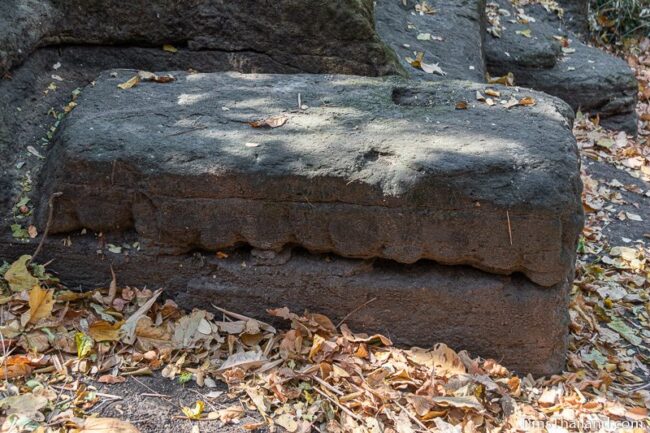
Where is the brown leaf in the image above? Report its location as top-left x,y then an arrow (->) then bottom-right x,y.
503,97 -> 520,109
28,285 -> 55,324
455,101 -> 468,110
4,255 -> 39,292
218,351 -> 266,372
137,70 -> 175,83
518,96 -> 536,106
117,75 -> 140,90
27,225 -> 38,238
78,417 -> 140,433
208,406 -> 245,424
1,355 -> 33,379
248,114 -> 288,129
486,72 -> 514,86
98,374 -> 126,384
88,320 -> 123,342
430,395 -> 483,410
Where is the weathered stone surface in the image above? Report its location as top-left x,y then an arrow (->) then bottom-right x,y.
0,0 -> 402,76
556,0 -> 589,36
0,233 -> 570,376
0,0 -> 58,75
37,71 -> 583,287
375,0 -> 486,81
485,0 -> 638,133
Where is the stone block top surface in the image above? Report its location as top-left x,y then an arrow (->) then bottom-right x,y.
39,71 -> 583,286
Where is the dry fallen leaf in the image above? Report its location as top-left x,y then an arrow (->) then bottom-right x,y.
27,225 -> 38,239
504,97 -> 520,108
77,417 -> 140,433
218,350 -> 266,372
137,70 -> 176,83
519,96 -> 536,106
0,393 -> 48,418
0,355 -> 33,379
275,413 -> 299,432
487,72 -> 514,86
120,289 -> 163,344
208,406 -> 245,423
97,374 -> 126,384
248,114 -> 289,128
407,52 -> 446,75
182,401 -> 205,420
420,61 -> 446,75
88,320 -> 123,342
415,1 -> 436,14
28,285 -> 55,324
117,75 -> 140,90
4,255 -> 39,292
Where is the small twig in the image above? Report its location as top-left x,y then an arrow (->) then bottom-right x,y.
211,304 -> 276,333
189,389 -> 220,412
394,400 -> 430,431
630,381 -> 650,393
336,297 -> 378,328
506,210 -> 513,246
0,331 -> 10,387
313,386 -> 363,422
48,379 -> 73,423
140,392 -> 171,398
51,385 -> 123,400
31,191 -> 63,263
312,375 -> 344,396
130,376 -> 179,409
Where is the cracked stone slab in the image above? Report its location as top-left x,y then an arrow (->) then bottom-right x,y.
37,71 -> 583,287
485,0 -> 638,133
1,0 -> 402,76
0,234 -> 571,376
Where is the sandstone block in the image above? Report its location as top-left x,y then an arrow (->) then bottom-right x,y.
37,71 -> 583,287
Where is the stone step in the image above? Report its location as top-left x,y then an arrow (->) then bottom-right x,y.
1,0 -> 402,76
37,71 -> 583,287
0,233 -> 570,376
484,0 -> 638,133
1,0 -> 637,136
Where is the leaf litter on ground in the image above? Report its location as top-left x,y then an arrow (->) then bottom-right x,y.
1,242 -> 649,432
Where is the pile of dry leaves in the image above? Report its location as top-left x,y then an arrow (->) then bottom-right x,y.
1,247 -> 647,433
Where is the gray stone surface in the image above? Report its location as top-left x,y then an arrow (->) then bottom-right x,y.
485,0 -> 638,133
375,0 -> 486,81
0,233 -> 570,376
0,0 -> 58,75
556,0 -> 590,37
37,70 -> 583,287
0,0 -> 402,76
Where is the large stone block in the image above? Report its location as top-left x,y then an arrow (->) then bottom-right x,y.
485,0 -> 638,133
37,71 -> 583,287
375,0 -> 486,81
0,233 -> 570,376
0,0 -> 402,76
